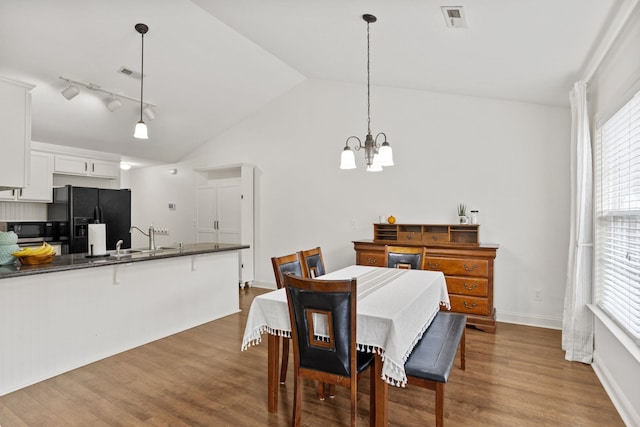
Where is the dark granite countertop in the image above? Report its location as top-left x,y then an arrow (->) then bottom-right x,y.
0,242 -> 249,280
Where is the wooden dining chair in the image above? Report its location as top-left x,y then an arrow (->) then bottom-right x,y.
283,274 -> 375,427
299,246 -> 326,278
271,253 -> 305,384
385,245 -> 424,270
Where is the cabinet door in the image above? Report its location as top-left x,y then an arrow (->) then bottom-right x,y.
0,78 -> 31,190
217,183 -> 240,240
0,189 -> 17,201
90,160 -> 119,179
196,187 -> 217,231
18,152 -> 53,202
54,155 -> 89,175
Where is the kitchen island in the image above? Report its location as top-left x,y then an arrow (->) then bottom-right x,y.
0,242 -> 248,396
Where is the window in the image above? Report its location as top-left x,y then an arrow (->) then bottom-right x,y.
594,90 -> 640,345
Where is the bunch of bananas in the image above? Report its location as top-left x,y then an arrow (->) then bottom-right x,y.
12,242 -> 56,264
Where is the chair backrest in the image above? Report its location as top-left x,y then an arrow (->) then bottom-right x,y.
300,246 -> 326,278
385,245 -> 424,270
284,274 -> 357,378
271,253 -> 303,289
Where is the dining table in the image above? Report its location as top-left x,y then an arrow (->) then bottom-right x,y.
241,264 -> 450,426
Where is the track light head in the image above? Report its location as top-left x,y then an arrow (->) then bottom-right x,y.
105,96 -> 123,112
142,105 -> 156,120
61,84 -> 80,100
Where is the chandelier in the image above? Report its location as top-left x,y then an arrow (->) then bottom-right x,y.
340,14 -> 393,172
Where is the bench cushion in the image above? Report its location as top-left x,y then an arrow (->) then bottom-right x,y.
405,312 -> 466,383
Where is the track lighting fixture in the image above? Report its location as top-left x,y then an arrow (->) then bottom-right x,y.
105,96 -> 123,112
61,84 -> 80,100
58,77 -> 157,111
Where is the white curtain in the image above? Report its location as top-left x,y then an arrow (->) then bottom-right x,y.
562,81 -> 594,363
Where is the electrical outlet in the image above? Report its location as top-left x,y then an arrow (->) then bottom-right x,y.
534,289 -> 542,301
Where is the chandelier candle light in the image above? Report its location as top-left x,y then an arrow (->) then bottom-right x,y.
340,14 -> 394,172
134,23 -> 149,140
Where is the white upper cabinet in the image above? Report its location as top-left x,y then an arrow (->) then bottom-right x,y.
0,76 -> 34,190
54,154 -> 119,179
0,151 -> 54,202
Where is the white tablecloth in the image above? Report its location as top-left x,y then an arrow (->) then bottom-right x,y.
241,265 -> 449,386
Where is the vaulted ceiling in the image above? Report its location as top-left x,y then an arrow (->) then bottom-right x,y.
0,0 -> 624,165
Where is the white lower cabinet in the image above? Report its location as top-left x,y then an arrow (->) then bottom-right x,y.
0,151 -> 53,202
0,251 -> 240,396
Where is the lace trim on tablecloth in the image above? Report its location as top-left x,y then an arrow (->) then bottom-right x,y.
241,325 -> 290,351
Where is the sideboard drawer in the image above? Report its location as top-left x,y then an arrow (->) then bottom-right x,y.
398,231 -> 421,242
449,295 -> 489,315
424,257 -> 488,277
357,251 -> 384,267
446,276 -> 488,297
422,232 -> 449,244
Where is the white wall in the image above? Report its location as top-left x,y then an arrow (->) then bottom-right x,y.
131,78 -> 571,329
587,4 -> 640,425
128,163 -> 198,249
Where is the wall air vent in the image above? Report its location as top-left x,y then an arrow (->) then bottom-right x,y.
118,66 -> 143,80
441,6 -> 467,29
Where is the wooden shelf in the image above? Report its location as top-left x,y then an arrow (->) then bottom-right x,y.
374,223 -> 479,246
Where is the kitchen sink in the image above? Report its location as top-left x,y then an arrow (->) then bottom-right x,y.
108,246 -> 178,257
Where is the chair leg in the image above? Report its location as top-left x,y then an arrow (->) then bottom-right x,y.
293,372 -> 302,427
317,381 -> 326,400
350,381 -> 357,427
280,338 -> 289,384
460,329 -> 466,371
369,368 -> 376,427
435,382 -> 444,427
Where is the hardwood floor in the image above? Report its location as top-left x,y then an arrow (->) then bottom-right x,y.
0,287 -> 624,426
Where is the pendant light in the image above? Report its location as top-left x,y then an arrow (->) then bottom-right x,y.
134,23 -> 149,139
340,14 -> 393,171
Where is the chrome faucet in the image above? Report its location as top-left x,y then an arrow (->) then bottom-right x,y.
115,239 -> 123,257
129,225 -> 156,251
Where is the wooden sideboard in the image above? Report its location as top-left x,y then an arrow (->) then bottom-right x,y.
354,225 -> 498,332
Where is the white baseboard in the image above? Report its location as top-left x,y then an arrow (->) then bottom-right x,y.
592,352 -> 640,427
497,310 -> 562,330
247,281 -> 276,290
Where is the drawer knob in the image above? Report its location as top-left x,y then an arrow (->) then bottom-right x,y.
432,235 -> 438,240
463,283 -> 478,290
463,301 -> 478,309
464,264 -> 478,272
366,257 -> 377,265
407,234 -> 413,240
426,261 -> 440,269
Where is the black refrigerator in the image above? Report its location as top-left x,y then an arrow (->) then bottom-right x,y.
48,185 -> 131,254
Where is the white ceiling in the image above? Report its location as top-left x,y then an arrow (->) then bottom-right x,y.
0,0 -> 624,165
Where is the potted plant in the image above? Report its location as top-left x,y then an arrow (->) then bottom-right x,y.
457,204 -> 468,224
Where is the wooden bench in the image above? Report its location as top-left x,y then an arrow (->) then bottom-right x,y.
405,312 -> 466,427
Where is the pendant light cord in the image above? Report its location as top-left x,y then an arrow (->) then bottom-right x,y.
140,31 -> 144,121
367,20 -> 371,135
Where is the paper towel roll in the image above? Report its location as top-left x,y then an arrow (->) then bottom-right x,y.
88,223 -> 106,256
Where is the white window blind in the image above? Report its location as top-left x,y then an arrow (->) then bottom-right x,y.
594,90 -> 640,346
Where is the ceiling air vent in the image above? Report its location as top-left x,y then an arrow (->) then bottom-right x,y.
118,66 -> 143,80
441,6 -> 467,29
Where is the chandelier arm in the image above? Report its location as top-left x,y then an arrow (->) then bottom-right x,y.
374,132 -> 388,148
345,135 -> 364,151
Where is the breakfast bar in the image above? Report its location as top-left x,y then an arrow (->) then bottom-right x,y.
0,242 -> 248,396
